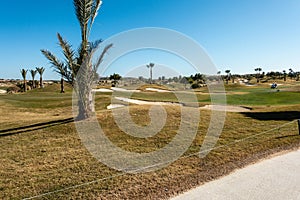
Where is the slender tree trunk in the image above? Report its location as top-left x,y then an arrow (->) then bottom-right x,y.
40,77 -> 43,88
24,79 -> 27,92
32,78 -> 35,89
150,67 -> 153,84
60,78 -> 65,93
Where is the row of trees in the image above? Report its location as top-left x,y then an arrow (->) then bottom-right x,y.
20,67 -> 45,92
220,67 -> 299,84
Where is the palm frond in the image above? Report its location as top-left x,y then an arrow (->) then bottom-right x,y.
30,69 -> 37,79
94,43 -> 113,72
41,49 -> 66,77
57,33 -> 77,80
74,0 -> 93,41
88,39 -> 103,52
89,0 -> 102,33
36,67 -> 45,75
20,69 -> 28,79
57,33 -> 75,65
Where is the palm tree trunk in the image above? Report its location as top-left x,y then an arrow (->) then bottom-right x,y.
40,77 -> 43,88
32,78 -> 35,89
24,79 -> 27,92
60,77 -> 65,93
150,67 -> 153,84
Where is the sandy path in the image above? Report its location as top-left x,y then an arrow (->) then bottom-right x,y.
171,149 -> 300,200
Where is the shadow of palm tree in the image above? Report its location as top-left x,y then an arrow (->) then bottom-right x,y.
0,118 -> 74,137
242,111 -> 300,121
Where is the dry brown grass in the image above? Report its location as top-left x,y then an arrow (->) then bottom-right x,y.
0,89 -> 300,199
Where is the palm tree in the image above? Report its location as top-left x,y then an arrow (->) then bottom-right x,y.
225,70 -> 230,84
36,67 -> 45,88
289,68 -> 295,80
254,67 -> 262,83
217,71 -> 221,83
30,69 -> 37,89
41,0 -> 112,119
283,70 -> 287,81
20,69 -> 28,92
147,63 -> 155,84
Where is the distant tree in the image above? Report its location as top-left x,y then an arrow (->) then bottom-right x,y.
296,72 -> 300,81
173,76 -> 179,82
109,73 -> 122,87
288,68 -> 295,80
179,76 -> 189,89
283,70 -> 287,81
225,70 -> 230,84
231,74 -> 235,83
138,76 -> 144,82
217,71 -> 221,83
30,69 -> 37,89
147,63 -> 155,84
20,69 -> 28,92
255,68 -> 262,83
36,67 -> 45,88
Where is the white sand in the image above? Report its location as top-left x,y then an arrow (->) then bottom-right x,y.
107,104 -> 125,109
114,97 -> 181,106
111,87 -> 141,92
200,105 -> 251,112
145,88 -> 171,92
92,88 -> 113,92
0,89 -> 7,94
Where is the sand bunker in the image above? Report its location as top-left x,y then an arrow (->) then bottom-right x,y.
111,87 -> 141,92
107,104 -> 126,109
145,88 -> 171,92
115,97 -> 180,106
0,89 -> 7,94
108,97 -> 251,112
201,105 -> 251,112
92,88 -> 113,92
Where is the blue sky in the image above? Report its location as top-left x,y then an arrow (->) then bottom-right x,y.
1,0 -> 300,79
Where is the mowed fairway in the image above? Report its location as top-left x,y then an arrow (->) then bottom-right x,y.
1,83 -> 300,199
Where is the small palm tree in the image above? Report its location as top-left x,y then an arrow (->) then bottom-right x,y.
36,67 -> 45,88
147,63 -> 155,84
283,70 -> 287,81
255,67 -> 262,83
217,71 -> 221,83
20,69 -> 28,92
225,70 -> 230,84
30,69 -> 37,89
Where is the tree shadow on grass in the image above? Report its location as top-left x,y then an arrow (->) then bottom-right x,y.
242,111 -> 300,121
0,118 -> 74,137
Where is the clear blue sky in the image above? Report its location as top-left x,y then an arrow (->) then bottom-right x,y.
1,0 -> 300,79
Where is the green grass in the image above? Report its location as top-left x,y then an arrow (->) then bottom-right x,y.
0,83 -> 300,199
227,91 -> 300,105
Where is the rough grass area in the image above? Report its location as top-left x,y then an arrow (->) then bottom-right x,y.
0,83 -> 300,199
